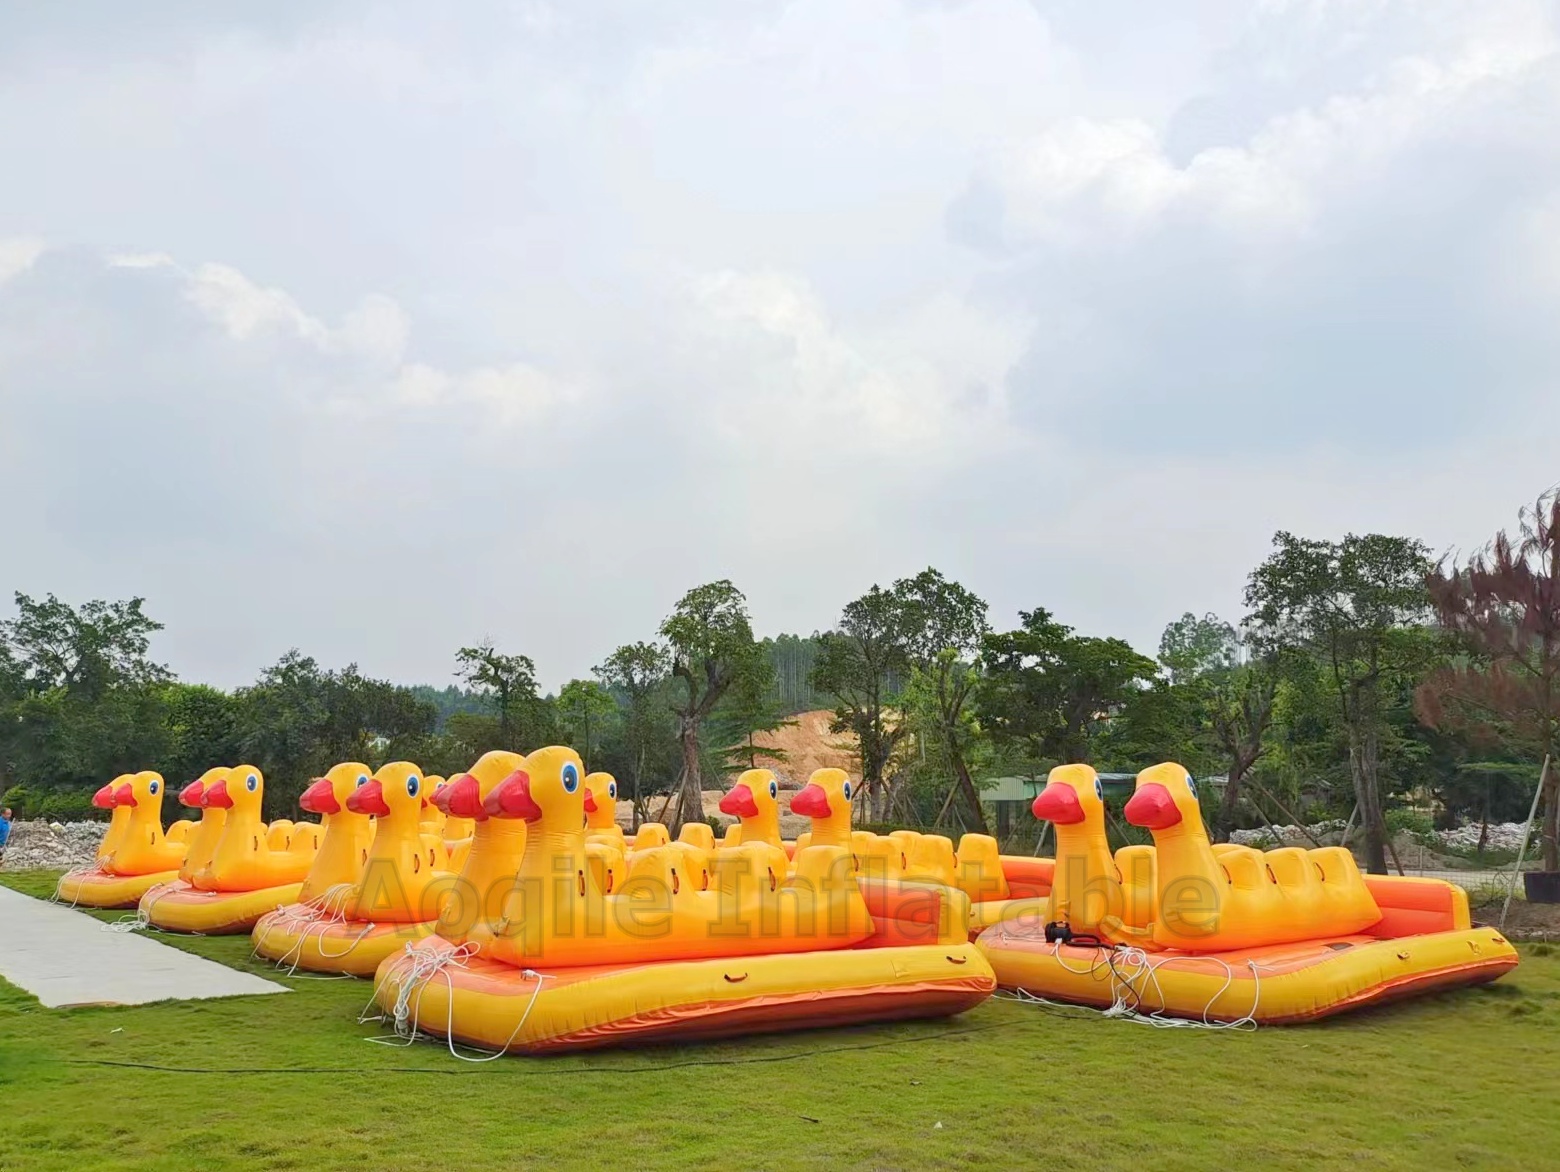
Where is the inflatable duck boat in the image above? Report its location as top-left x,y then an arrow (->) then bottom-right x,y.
140,766 -> 322,934
55,772 -> 196,908
372,747 -> 994,1053
977,762 -> 1519,1023
253,762 -> 449,975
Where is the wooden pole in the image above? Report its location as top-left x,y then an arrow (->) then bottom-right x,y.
1501,755 -> 1550,931
1245,777 -> 1326,848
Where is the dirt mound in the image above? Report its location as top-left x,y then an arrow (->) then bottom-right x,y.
739,709 -> 860,790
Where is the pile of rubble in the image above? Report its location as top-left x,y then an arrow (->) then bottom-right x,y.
0,820 -> 104,871
1232,818 -> 1534,854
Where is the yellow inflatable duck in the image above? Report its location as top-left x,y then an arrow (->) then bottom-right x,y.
344,762 -> 449,923
718,769 -> 785,851
1123,762 -> 1380,951
102,771 -> 191,875
92,775 -> 137,862
195,766 -> 316,891
584,772 -> 625,845
478,746 -> 871,969
1028,764 -> 1151,943
293,762 -> 375,903
432,752 -> 527,945
175,769 -> 230,884
789,768 -> 854,850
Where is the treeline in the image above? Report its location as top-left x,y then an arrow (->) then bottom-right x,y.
2,490 -> 1555,874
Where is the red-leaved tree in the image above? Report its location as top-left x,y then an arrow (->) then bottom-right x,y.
1419,489 -> 1560,871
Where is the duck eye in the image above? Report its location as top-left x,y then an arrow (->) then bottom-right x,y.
149,780 -> 159,795
561,762 -> 580,793
608,782 -> 617,799
407,776 -> 420,798
1094,778 -> 1103,802
247,774 -> 258,792
842,781 -> 852,801
1186,775 -> 1198,796
769,780 -> 778,799
357,774 -> 368,787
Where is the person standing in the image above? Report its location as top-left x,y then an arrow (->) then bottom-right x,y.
0,807 -> 12,868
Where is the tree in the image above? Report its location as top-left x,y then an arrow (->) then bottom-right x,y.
1,593 -> 169,700
812,586 -> 911,822
1419,490 -> 1560,871
1158,612 -> 1239,685
895,569 -> 992,833
711,657 -> 792,772
456,640 -> 542,751
1246,531 -> 1435,873
659,581 -> 766,830
596,641 -> 673,825
981,608 -> 1159,769
557,678 -> 616,765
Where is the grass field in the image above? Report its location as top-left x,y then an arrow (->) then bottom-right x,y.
2,868 -> 1557,1172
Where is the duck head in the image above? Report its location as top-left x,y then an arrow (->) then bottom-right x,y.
94,777 -> 131,810
583,772 -> 618,830
300,761 -> 373,817
204,765 -> 265,816
485,746 -> 585,825
1124,762 -> 1204,834
440,751 -> 526,822
791,768 -> 854,841
1032,764 -> 1106,828
347,761 -> 425,821
180,767 -> 229,811
720,768 -> 781,829
113,770 -> 168,813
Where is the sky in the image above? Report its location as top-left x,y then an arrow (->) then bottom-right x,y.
2,0 -> 1558,692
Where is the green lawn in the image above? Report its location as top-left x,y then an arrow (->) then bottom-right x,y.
2,868 -> 1557,1172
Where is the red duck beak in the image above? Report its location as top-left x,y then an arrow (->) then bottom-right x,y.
92,785 -> 115,810
113,783 -> 136,808
347,780 -> 390,817
720,783 -> 759,818
204,779 -> 233,808
178,780 -> 206,808
1031,783 -> 1085,825
1124,783 -> 1182,830
790,783 -> 831,818
441,774 -> 484,820
299,778 -> 340,815
484,769 -> 542,822
583,791 -> 598,814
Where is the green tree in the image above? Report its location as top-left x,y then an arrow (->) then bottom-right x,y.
812,586 -> 911,822
557,678 -> 617,766
895,569 -> 991,833
711,657 -> 792,772
659,581 -> 766,830
980,608 -> 1159,770
456,640 -> 543,751
596,641 -> 673,825
1419,489 -> 1560,870
1246,531 -> 1435,873
0,593 -> 169,700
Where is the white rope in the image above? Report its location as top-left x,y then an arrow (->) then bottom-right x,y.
360,942 -> 552,1062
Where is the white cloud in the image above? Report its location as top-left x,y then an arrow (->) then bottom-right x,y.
0,236 -> 45,285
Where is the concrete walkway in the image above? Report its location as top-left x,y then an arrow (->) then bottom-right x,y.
0,885 -> 287,1008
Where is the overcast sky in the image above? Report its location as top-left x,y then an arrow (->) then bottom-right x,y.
3,0 -> 1557,692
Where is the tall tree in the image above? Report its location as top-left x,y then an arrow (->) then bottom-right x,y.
659,581 -> 766,829
812,586 -> 911,821
1246,531 -> 1434,873
711,657 -> 792,772
981,607 -> 1159,769
1,593 -> 169,700
557,678 -> 616,766
456,640 -> 541,751
895,569 -> 991,833
596,641 -> 672,826
1419,489 -> 1560,871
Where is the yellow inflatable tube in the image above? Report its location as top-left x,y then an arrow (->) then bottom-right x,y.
57,867 -> 179,909
139,879 -> 304,935
373,937 -> 995,1053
